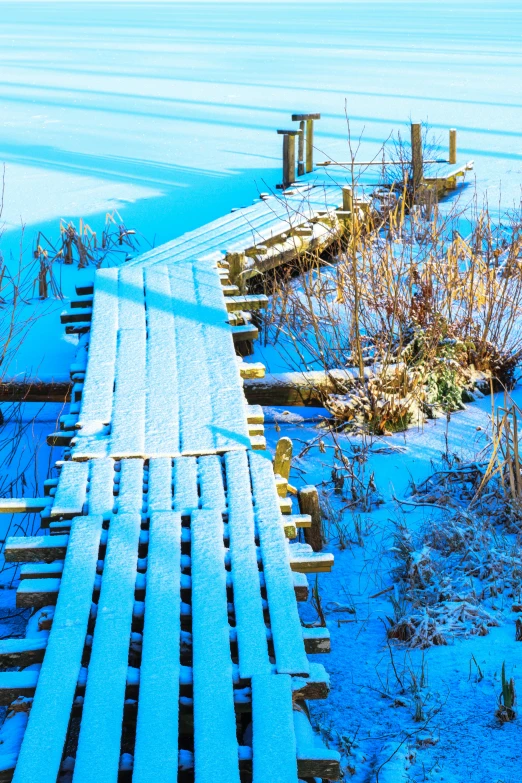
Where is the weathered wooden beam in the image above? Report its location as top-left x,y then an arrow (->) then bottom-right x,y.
46,431 -> 75,447
0,637 -> 47,668
290,550 -> 333,573
246,404 -> 264,424
5,534 -> 69,563
297,119 -> 305,176
239,362 -> 265,380
75,283 -> 93,296
0,499 -> 48,514
231,324 -> 259,343
302,626 -> 330,654
0,381 -> 71,403
224,294 -> 268,312
60,309 -> 92,325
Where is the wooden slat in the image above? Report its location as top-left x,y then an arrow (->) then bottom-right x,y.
76,268 -> 118,428
12,515 -> 103,783
249,450 -> 309,676
133,512 -> 181,781
117,459 -> 144,513
170,263 -> 215,456
224,451 -> 271,679
73,512 -> 142,783
251,673 -> 298,783
110,328 -> 146,457
173,457 -> 198,514
198,455 -> 226,512
193,262 -> 250,453
191,509 -> 240,783
87,459 -> 115,519
148,458 -> 173,512
50,461 -> 89,517
144,267 -> 180,457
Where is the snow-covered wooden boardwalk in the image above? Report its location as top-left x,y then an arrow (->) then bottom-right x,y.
0,177 -> 342,783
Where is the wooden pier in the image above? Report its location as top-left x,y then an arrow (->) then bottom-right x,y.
0,115 -> 472,781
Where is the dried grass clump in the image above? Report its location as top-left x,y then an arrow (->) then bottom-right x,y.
261,172 -> 522,434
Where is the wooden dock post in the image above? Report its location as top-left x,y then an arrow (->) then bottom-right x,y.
277,129 -> 301,189
297,121 -> 305,176
449,128 -> 457,165
298,485 -> 323,552
410,122 -> 423,189
342,185 -> 353,212
291,113 -> 321,174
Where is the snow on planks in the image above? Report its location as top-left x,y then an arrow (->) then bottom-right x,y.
12,514 -> 103,783
125,183 -> 341,269
72,260 -> 250,460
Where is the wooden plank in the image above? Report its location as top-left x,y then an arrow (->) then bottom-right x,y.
193,262 -> 250,453
73,512 -> 142,783
148,458 -> 173,512
173,456 -> 198,514
198,455 -> 226,512
110,328 -> 146,457
117,459 -> 144,514
191,509 -> 240,783
12,515 -> 103,783
251,673 -> 298,783
50,461 -> 89,517
170,263 -> 215,456
144,267 -> 180,457
133,512 -> 181,782
248,450 -> 309,676
76,268 -> 118,428
4,535 -> 68,563
224,451 -> 271,679
87,459 -> 115,520
118,267 -> 146,332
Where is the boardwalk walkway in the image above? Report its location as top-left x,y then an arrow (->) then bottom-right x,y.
0,177 -> 343,782
0,129 -> 471,780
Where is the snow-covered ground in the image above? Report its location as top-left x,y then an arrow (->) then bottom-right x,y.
267,389 -> 522,782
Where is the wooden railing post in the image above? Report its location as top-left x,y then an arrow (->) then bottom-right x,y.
410,122 -> 423,189
291,113 -> 321,174
298,485 -> 323,552
449,128 -> 457,165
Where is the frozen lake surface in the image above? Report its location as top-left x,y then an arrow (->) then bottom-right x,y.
1,1 -> 521,252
